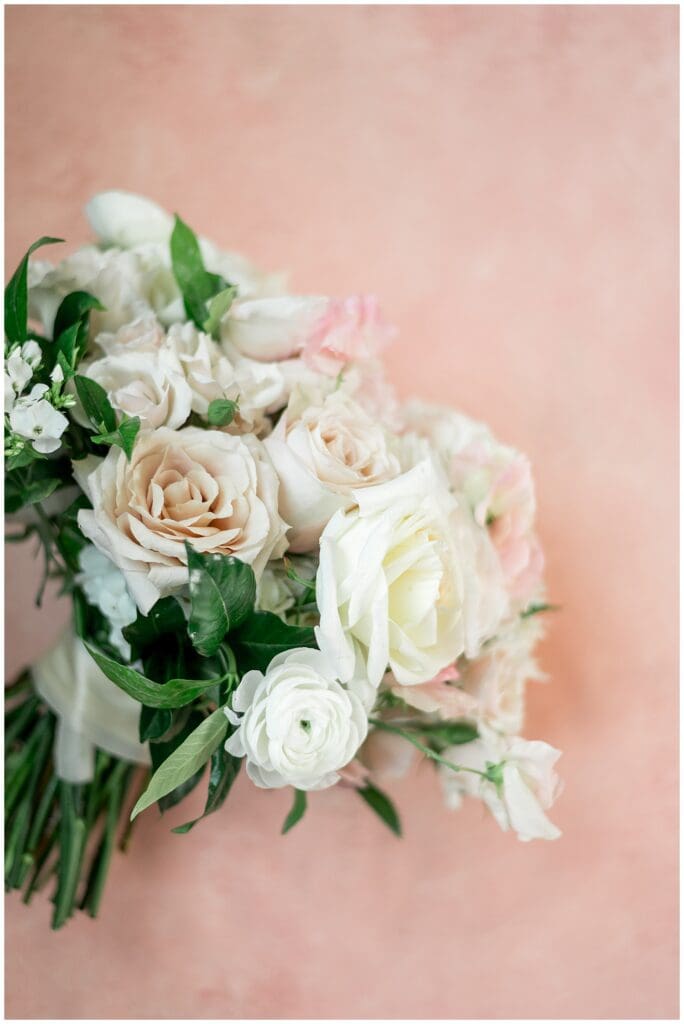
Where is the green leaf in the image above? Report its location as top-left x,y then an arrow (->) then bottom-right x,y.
233,612 -> 317,673
5,236 -> 63,343
186,544 -> 256,657
170,215 -> 230,329
92,415 -> 141,459
203,285 -> 237,338
5,470 -> 60,513
123,597 -> 187,652
281,789 -> 307,834
172,746 -> 241,833
357,783 -> 402,837
521,602 -> 560,619
139,705 -> 174,742
74,375 -> 117,433
206,398 -> 239,427
84,642 -> 223,709
420,721 -> 479,746
131,708 -> 228,820
53,290 -> 104,340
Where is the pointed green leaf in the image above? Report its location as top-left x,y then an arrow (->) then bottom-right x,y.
186,544 -> 256,657
357,783 -> 402,837
131,709 -> 228,819
84,643 -> 222,709
172,746 -> 241,833
5,236 -> 63,343
92,415 -> 140,460
203,285 -> 237,338
282,789 -> 307,834
233,612 -> 317,673
53,290 -> 104,340
74,375 -> 117,433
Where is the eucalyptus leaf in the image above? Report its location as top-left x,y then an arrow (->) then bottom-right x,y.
85,643 -> 222,709
357,783 -> 402,837
131,709 -> 228,820
233,612 -> 317,673
282,789 -> 307,834
5,236 -> 63,343
186,544 -> 256,657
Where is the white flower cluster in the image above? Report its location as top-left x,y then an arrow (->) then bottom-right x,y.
25,191 -> 561,841
5,339 -> 70,454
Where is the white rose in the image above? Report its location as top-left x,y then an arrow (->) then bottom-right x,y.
31,629 -> 149,783
76,426 -> 288,614
222,296 -> 327,361
440,726 -> 562,841
225,647 -> 368,790
168,323 -> 285,435
264,389 -> 401,552
94,314 -> 166,356
316,460 -> 509,693
75,349 -> 193,430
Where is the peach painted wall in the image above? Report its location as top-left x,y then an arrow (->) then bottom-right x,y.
4,5 -> 678,1019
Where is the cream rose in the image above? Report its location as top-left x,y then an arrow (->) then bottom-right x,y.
75,349 -> 193,430
167,322 -> 285,435
264,389 -> 401,552
76,426 -> 288,614
225,647 -> 368,790
31,629 -> 149,783
222,296 -> 328,361
315,460 -> 509,693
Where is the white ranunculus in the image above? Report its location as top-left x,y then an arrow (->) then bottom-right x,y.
77,545 -> 138,658
86,191 -> 174,248
76,426 -> 288,614
222,296 -> 327,361
31,629 -> 149,783
225,647 -> 368,790
316,459 -> 509,693
75,349 -> 193,431
440,726 -> 562,841
168,323 -> 285,435
265,389 -> 401,552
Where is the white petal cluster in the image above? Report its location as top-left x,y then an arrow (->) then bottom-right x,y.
76,545 -> 138,658
226,648 -> 368,790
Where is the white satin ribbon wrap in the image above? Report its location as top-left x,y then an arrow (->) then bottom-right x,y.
31,629 -> 150,783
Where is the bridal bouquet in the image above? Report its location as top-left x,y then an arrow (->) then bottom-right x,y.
5,192 -> 562,929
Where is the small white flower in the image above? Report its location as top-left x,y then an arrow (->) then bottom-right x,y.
5,349 -> 33,394
50,362 -> 65,384
21,340 -> 42,370
77,545 -> 138,658
440,726 -> 562,842
9,384 -> 69,453
4,373 -> 16,413
225,647 -> 368,790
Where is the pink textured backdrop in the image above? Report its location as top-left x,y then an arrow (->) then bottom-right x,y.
4,5 -> 678,1019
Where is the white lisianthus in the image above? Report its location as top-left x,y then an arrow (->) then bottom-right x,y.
31,629 -> 149,783
76,545 -> 138,658
222,296 -> 328,361
76,426 -> 288,614
9,384 -> 69,454
316,459 -> 509,693
225,648 -> 368,790
75,349 -> 193,431
264,389 -> 401,552
167,322 -> 285,435
440,726 -> 562,841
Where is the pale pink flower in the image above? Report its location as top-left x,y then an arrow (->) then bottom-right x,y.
302,295 -> 396,376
